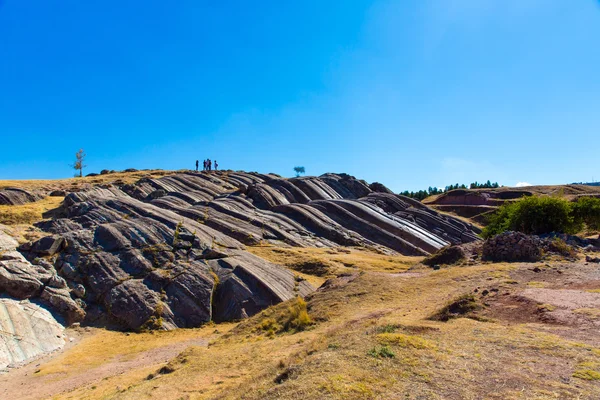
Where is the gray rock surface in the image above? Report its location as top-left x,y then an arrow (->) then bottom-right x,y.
2,172 -> 480,331
0,227 -> 85,325
0,298 -> 66,370
0,188 -> 43,206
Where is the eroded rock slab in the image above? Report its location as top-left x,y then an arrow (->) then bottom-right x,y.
0,299 -> 65,370
0,188 -> 44,206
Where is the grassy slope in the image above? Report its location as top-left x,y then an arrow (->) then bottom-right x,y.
0,169 -> 176,191
48,254 -> 600,400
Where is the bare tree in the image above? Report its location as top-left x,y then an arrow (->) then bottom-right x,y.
73,149 -> 87,177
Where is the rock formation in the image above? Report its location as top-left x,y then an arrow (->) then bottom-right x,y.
3,172 -> 480,332
0,188 -> 44,206
0,298 -> 66,370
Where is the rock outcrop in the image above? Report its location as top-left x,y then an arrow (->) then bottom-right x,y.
0,298 -> 66,370
3,172 -> 480,331
0,227 -> 84,325
0,188 -> 44,206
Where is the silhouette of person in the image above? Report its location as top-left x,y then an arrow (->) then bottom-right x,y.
203,159 -> 207,171
208,159 -> 212,171
195,160 -> 199,172
214,160 -> 218,171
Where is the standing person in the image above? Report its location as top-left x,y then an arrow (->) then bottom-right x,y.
214,160 -> 218,171
208,159 -> 212,171
203,159 -> 207,171
195,160 -> 199,172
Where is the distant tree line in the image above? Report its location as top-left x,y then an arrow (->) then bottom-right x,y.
572,181 -> 600,187
399,180 -> 500,201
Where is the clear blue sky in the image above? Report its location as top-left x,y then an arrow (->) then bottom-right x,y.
1,0 -> 599,191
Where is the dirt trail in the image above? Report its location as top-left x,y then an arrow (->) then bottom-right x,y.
521,288 -> 600,310
0,333 -> 207,400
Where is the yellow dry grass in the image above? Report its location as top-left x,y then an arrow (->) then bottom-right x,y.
248,246 -> 423,278
39,325 -> 234,377
0,196 -> 64,226
432,208 -> 485,229
0,169 -> 176,191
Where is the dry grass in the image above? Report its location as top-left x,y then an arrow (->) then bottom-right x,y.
432,208 -> 485,229
0,196 -> 64,225
0,169 -> 176,191
39,325 -> 234,377
45,256 -> 600,400
248,246 -> 423,278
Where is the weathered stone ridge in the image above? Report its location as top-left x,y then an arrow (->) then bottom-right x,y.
0,188 -> 44,206
2,171 -> 480,331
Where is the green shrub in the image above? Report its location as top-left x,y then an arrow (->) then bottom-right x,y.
367,345 -> 395,358
572,197 -> 600,231
482,196 -> 581,238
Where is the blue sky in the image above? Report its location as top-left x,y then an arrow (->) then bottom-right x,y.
0,0 -> 599,191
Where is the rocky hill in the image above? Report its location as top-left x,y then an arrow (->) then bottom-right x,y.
0,171 -> 480,335
2,172 -> 600,399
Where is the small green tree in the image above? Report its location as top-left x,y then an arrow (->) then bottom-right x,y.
293,166 -> 305,177
73,149 -> 87,178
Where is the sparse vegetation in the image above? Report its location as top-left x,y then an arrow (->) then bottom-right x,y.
15,255 -> 600,399
247,246 -> 423,279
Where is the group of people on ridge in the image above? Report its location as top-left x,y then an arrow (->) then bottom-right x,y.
196,159 -> 217,172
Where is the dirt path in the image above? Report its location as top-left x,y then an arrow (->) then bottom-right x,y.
0,333 -> 207,400
521,288 -> 600,310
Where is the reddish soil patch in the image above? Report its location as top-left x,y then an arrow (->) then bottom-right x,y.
476,259 -> 600,347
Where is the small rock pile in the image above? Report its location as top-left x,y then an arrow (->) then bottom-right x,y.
483,231 -> 543,262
